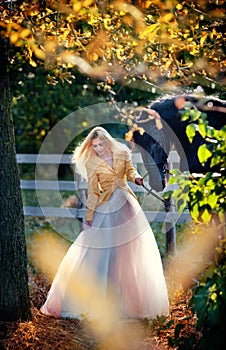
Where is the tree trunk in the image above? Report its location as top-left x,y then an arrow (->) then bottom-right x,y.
0,38 -> 30,321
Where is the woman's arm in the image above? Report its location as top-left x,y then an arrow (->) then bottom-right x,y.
124,151 -> 143,185
85,164 -> 100,223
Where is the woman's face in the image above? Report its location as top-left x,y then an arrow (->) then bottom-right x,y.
92,137 -> 106,157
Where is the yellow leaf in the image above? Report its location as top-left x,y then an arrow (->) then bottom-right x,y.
162,13 -> 174,23
212,28 -> 217,36
176,4 -> 183,10
125,125 -> 145,141
201,209 -> 212,223
83,0 -> 93,7
125,130 -> 133,141
210,292 -> 217,302
10,32 -> 19,44
73,2 -> 81,12
127,119 -> 132,126
139,24 -> 159,40
19,28 -> 31,39
200,34 -> 208,47
29,58 -> 37,67
143,0 -> 152,8
33,46 -> 45,60
89,52 -> 99,61
138,127 -> 145,135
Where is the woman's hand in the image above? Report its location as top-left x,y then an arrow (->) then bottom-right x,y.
86,220 -> 92,227
174,96 -> 185,110
135,177 -> 144,186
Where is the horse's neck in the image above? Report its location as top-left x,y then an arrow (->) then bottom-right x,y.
152,98 -> 191,158
151,98 -> 179,130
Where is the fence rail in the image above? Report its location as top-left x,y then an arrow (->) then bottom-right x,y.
17,152 -> 191,224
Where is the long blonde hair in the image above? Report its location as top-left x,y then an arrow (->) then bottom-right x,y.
72,126 -> 131,179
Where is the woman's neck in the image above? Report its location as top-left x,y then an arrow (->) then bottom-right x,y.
98,150 -> 112,160
98,151 -> 113,167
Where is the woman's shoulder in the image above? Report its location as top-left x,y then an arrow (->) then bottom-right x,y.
85,154 -> 101,169
114,147 -> 131,159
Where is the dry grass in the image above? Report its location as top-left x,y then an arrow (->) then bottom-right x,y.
0,265 -> 197,350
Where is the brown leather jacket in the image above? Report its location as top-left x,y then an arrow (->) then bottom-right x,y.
85,150 -> 141,221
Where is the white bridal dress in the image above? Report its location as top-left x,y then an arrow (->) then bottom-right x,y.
40,189 -> 169,320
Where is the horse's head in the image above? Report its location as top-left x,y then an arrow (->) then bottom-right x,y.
184,95 -> 226,129
131,95 -> 225,192
132,110 -> 170,192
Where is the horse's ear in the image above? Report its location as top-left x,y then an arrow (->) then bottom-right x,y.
184,95 -> 200,104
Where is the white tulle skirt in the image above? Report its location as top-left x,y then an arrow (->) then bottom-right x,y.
40,189 -> 169,320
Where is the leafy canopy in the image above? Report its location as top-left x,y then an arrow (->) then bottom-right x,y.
0,0 -> 225,94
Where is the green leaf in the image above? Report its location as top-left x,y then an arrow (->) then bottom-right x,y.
201,209 -> 212,223
188,109 -> 202,122
198,122 -> 207,138
206,179 -> 215,189
208,193 -> 218,209
177,196 -> 187,213
190,203 -> 200,221
219,128 -> 226,139
180,110 -> 190,121
198,144 -> 212,164
186,123 -> 197,143
210,155 -> 221,168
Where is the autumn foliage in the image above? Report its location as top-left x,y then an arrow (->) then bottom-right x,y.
0,0 -> 225,93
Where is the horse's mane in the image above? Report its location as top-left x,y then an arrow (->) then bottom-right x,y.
147,93 -> 225,107
145,93 -> 175,108
145,93 -> 226,118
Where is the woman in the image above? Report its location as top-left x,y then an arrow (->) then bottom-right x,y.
40,127 -> 169,320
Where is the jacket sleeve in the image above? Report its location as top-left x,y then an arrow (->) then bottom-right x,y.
124,151 -> 142,182
85,164 -> 100,221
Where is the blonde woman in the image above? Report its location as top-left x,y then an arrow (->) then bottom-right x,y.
40,127 -> 169,320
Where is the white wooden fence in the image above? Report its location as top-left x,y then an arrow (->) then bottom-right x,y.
17,152 -> 192,225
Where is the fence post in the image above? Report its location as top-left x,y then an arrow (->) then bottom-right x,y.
164,197 -> 176,254
165,158 -> 176,254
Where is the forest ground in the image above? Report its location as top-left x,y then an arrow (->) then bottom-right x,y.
0,265 -> 197,350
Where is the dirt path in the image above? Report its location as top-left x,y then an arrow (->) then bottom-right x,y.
0,267 -> 196,350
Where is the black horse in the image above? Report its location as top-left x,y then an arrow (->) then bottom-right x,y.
132,95 -> 226,192
132,95 -> 225,252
